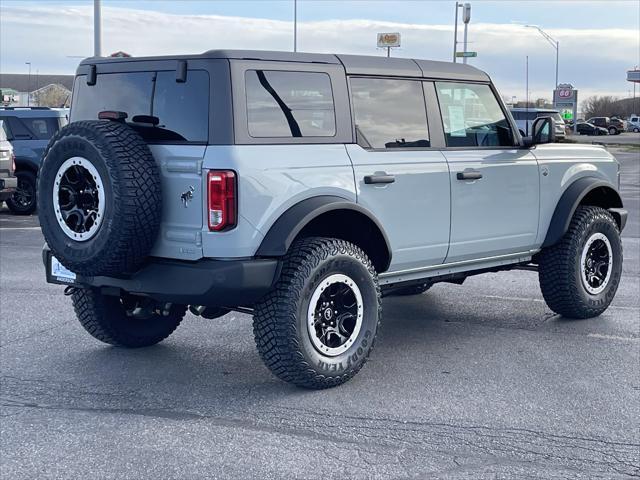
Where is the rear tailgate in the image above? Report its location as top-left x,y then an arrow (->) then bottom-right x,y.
148,145 -> 205,261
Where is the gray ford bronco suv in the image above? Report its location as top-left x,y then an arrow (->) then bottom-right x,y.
38,50 -> 627,389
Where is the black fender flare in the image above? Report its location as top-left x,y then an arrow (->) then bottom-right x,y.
256,195 -> 392,271
542,177 -> 623,247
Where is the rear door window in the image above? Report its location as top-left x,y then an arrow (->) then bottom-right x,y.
435,82 -> 515,147
71,70 -> 209,143
245,70 -> 335,138
350,77 -> 429,149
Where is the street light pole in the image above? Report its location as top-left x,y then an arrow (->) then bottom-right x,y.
94,0 -> 102,57
453,2 -> 459,62
25,62 -> 31,107
293,0 -> 297,52
525,25 -> 559,88
462,3 -> 471,65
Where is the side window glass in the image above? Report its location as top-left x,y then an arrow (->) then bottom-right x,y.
435,82 -> 514,147
246,70 -> 335,138
21,118 -> 59,140
350,78 -> 429,149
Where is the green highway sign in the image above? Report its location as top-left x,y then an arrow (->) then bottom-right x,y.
455,51 -> 477,58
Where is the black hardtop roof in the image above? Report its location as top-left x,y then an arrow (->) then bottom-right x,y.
78,49 -> 490,82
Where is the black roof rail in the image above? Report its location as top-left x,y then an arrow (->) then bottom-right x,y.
0,106 -> 53,110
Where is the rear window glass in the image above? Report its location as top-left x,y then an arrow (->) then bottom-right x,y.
245,70 -> 335,138
71,70 -> 209,143
3,116 -> 61,141
0,121 -> 7,141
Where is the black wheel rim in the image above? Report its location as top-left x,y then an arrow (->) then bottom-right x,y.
581,233 -> 613,295
12,177 -> 35,209
307,274 -> 364,356
53,157 -> 105,241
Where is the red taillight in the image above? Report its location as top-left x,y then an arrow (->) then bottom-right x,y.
11,153 -> 15,174
207,170 -> 236,231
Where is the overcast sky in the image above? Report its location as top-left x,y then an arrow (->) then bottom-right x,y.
1,0 -> 639,102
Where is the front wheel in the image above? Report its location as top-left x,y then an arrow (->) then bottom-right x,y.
538,206 -> 622,319
608,127 -> 617,135
253,238 -> 381,389
6,170 -> 37,215
72,288 -> 186,347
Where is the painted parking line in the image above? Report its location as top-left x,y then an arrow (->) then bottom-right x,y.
0,226 -> 42,230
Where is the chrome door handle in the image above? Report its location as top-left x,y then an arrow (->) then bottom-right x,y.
456,171 -> 483,181
364,174 -> 395,185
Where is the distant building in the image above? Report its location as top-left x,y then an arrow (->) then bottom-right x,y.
0,73 -> 74,107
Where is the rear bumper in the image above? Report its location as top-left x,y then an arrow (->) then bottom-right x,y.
0,177 -> 17,200
43,247 -> 280,308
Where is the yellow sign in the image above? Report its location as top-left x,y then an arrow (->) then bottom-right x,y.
377,33 -> 401,48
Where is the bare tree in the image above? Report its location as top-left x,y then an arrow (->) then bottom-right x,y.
33,85 -> 71,108
581,95 -> 619,118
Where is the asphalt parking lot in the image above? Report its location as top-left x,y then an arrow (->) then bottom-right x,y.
1,147 -> 638,479
569,131 -> 640,146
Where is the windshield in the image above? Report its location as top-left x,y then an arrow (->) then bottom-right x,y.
0,121 -> 7,142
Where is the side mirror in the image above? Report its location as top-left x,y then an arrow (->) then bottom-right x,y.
533,116 -> 556,144
524,116 -> 556,147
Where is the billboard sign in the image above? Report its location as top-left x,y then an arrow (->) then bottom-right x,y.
377,32 -> 401,48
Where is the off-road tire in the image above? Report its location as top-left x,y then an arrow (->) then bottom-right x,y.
6,170 -> 37,215
72,288 -> 186,347
38,120 -> 161,277
253,237 -> 382,389
538,206 -> 622,319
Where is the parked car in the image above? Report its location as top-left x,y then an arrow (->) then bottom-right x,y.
586,116 -> 624,135
627,114 -> 640,133
0,120 -> 17,205
576,122 -> 609,136
510,107 -> 566,140
38,50 -> 627,389
0,107 -> 69,214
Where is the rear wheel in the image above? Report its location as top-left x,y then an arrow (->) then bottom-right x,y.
608,127 -> 617,135
253,237 -> 381,389
72,288 -> 186,347
6,170 -> 37,215
538,206 -> 622,319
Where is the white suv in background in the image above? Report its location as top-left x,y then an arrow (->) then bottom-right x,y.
510,107 -> 567,140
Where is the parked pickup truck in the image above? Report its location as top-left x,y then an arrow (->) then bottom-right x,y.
38,50 -> 627,389
0,120 -> 17,204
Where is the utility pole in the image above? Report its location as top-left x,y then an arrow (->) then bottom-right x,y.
94,0 -> 102,57
25,62 -> 31,107
525,25 -> 559,88
293,0 -> 297,52
462,3 -> 471,64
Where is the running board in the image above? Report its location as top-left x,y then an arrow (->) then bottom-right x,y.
379,250 -> 538,286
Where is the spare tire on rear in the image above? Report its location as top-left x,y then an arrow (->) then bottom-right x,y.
38,120 -> 162,277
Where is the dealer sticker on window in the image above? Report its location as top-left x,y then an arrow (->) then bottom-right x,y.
51,256 -> 76,283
